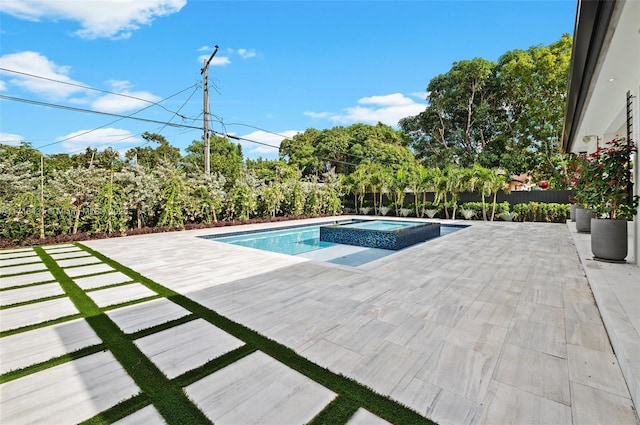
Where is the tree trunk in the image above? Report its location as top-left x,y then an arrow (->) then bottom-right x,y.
73,205 -> 81,234
491,192 -> 498,221
137,205 -> 142,229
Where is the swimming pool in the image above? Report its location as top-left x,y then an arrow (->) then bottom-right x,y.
201,219 -> 468,266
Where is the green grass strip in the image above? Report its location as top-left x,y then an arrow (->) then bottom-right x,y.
129,314 -> 197,340
79,393 -> 150,425
0,344 -> 105,384
308,395 -> 361,425
35,247 -> 212,425
173,344 -> 258,388
78,243 -> 435,425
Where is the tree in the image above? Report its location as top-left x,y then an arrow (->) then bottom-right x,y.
92,171 -> 128,234
401,58 -> 496,168
125,132 -> 181,169
51,167 -> 106,233
279,129 -> 322,176
493,34 -> 572,183
406,163 -> 428,217
117,165 -> 160,229
185,172 -> 227,223
400,35 -> 572,182
155,164 -> 187,228
183,136 -> 243,189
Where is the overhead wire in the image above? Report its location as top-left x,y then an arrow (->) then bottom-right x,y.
0,70 -> 403,168
0,67 -> 193,117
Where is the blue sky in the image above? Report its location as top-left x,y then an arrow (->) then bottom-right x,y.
0,0 -> 577,160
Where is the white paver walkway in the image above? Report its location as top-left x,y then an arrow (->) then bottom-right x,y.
134,318 -> 244,379
185,350 -> 336,424
0,270 -> 54,288
74,271 -> 132,290
107,298 -> 191,334
0,318 -> 101,374
0,282 -> 63,306
0,351 -> 139,424
82,217 -> 639,425
87,283 -> 157,308
0,297 -> 78,332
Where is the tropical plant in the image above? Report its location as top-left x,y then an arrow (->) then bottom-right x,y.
574,138 -> 638,219
459,208 -> 476,220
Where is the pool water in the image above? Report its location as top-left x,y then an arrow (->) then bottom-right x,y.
211,225 -> 336,255
203,220 -> 468,266
341,220 -> 420,231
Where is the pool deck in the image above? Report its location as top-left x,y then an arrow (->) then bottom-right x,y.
1,217 -> 639,424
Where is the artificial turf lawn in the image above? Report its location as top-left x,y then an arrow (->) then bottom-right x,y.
78,243 -> 436,425
1,243 -> 436,424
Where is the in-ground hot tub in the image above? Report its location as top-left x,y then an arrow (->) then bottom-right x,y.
319,219 -> 440,250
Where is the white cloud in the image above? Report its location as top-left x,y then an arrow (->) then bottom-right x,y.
0,51 -> 87,99
0,132 -> 24,146
305,93 -> 426,127
91,80 -> 161,113
1,0 -> 186,40
197,47 -> 256,66
303,111 -> 332,119
198,54 -> 231,66
56,127 -> 140,153
238,130 -> 299,156
0,52 -> 163,112
237,49 -> 256,59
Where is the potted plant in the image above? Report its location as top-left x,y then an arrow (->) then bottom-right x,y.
570,155 -> 595,232
580,137 -> 638,261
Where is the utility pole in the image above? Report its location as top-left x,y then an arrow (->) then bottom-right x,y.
201,45 -> 219,175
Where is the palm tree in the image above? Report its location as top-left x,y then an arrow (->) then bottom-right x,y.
429,167 -> 449,219
486,168 -> 509,221
472,164 -> 493,221
407,163 -> 427,217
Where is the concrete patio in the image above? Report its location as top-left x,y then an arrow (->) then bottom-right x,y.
1,217 -> 638,424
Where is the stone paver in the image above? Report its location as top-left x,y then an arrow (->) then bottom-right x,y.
0,297 -> 78,332
107,298 -> 191,334
135,319 -> 244,379
87,283 -> 157,308
347,408 -> 392,425
42,244 -> 76,251
0,319 -> 101,374
64,263 -> 115,277
82,218 -> 638,424
0,247 -> 34,255
0,262 -> 47,276
0,255 -> 41,267
0,282 -> 64,306
1,218 -> 636,424
185,351 -> 336,424
113,405 -> 166,425
57,256 -> 102,268
49,251 -> 92,260
0,271 -> 55,288
74,271 -> 133,290
0,351 -> 139,424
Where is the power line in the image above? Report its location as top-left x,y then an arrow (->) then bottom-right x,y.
0,67 -> 192,117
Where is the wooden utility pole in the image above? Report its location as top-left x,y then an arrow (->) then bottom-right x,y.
201,45 -> 219,175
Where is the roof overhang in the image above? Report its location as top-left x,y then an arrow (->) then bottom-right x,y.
562,0 -> 640,153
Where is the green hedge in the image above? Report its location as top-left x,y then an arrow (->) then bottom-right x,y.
457,201 -> 569,223
513,202 -> 570,223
